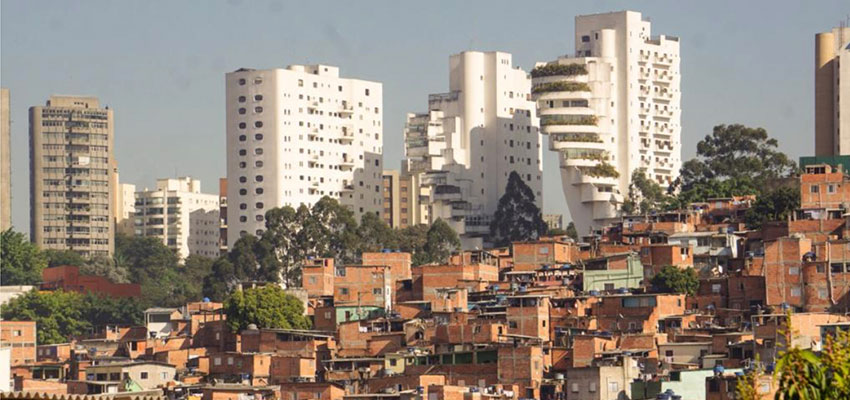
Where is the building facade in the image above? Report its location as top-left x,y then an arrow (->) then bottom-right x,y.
815,26 -> 850,156
404,51 -> 542,248
381,170 -> 421,229
134,177 -> 220,259
1,88 -> 10,231
114,181 -> 135,235
225,65 -> 383,247
219,177 -> 228,255
533,11 -> 681,235
29,95 -> 115,257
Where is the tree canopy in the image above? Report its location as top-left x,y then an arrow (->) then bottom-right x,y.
650,266 -> 699,296
744,186 -> 800,230
1,229 -> 47,286
223,285 -> 311,332
622,168 -> 673,214
489,172 -> 548,247
0,289 -> 143,344
678,124 -> 796,199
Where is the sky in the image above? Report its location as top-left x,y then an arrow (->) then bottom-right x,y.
2,0 -> 848,234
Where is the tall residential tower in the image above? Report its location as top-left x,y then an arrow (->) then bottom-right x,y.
29,96 -> 115,257
225,65 -> 383,246
404,51 -> 541,248
533,11 -> 681,235
815,26 -> 850,156
1,88 -> 10,231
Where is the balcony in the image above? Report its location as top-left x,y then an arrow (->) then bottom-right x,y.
432,185 -> 462,202
339,158 -> 355,170
339,103 -> 354,115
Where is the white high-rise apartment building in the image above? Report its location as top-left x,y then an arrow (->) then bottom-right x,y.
225,65 -> 383,247
404,51 -> 542,248
29,96 -> 115,257
134,177 -> 220,259
533,11 -> 681,235
114,182 -> 136,235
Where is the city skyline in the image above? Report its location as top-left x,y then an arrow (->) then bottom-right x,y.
1,0 -> 848,233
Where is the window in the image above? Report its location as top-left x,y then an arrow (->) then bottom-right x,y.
365,88 -> 370,96
239,149 -> 247,156
828,184 -> 836,193
254,94 -> 263,101
340,288 -> 349,295
255,148 -> 263,155
608,382 -> 619,392
255,175 -> 264,182
255,133 -> 263,140
255,188 -> 264,194
373,288 -> 382,295
255,161 -> 263,167
255,215 -> 264,221
238,122 -> 246,129
239,216 -> 247,222
239,189 -> 247,195
255,106 -> 263,113
581,35 -> 590,42
238,78 -> 246,85
239,176 -> 247,183
256,202 -> 264,209
589,383 -> 596,392
140,372 -> 149,380
509,321 -> 517,328
811,185 -> 819,193
239,135 -> 246,141
571,383 -> 579,393
239,203 -> 247,210
238,96 -> 246,102
254,121 -> 263,128
161,372 -> 168,380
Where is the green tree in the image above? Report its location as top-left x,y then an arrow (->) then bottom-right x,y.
116,235 -> 184,307
650,265 -> 699,296
396,224 -> 430,266
489,172 -> 548,247
308,196 -> 359,263
678,124 -> 796,195
422,219 -> 461,265
356,212 -> 397,254
44,249 -> 86,268
202,256 -> 236,302
81,254 -> 130,283
744,186 -> 800,230
622,168 -> 672,214
0,290 -> 143,344
565,222 -> 578,241
223,285 -> 311,332
0,229 -> 47,285
178,255 -> 215,301
263,206 -> 304,287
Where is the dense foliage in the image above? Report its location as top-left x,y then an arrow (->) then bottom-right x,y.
650,266 -> 699,296
490,172 -> 548,247
1,229 -> 47,285
223,285 -> 311,332
0,289 -> 144,344
744,187 -> 800,230
532,81 -> 590,93
622,168 -> 673,214
530,63 -> 588,78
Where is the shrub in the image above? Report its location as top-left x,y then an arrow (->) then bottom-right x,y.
530,64 -> 588,78
532,81 -> 591,94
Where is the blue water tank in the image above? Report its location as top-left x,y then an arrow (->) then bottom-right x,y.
203,297 -> 210,303
589,290 -> 601,296
382,248 -> 392,253
618,287 -> 629,294
714,365 -> 725,375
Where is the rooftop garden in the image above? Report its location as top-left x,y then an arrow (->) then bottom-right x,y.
551,132 -> 603,143
530,63 -> 588,78
541,114 -> 599,126
579,162 -> 620,178
532,81 -> 591,94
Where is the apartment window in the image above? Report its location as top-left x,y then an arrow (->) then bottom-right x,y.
140,372 -> 149,380
238,122 -> 246,129
254,121 -> 263,128
589,383 -> 596,392
365,88 -> 370,96
298,79 -> 303,87
239,149 -> 246,156
239,135 -> 246,141
256,215 -> 263,221
256,202 -> 264,209
255,148 -> 264,155
828,184 -> 836,193
239,176 -> 247,183
238,96 -> 246,103
255,188 -> 264,194
571,383 -> 579,393
608,382 -> 619,393
254,94 -> 263,101
340,288 -> 349,295
238,108 -> 246,115
239,204 -> 247,210
255,106 -> 263,113
811,185 -> 819,193
373,288 -> 382,295
255,134 -> 263,140
255,161 -> 263,167
239,216 -> 247,222
254,77 -> 262,84
239,189 -> 247,195
581,35 -> 590,42
239,162 -> 246,168
255,175 -> 264,182
238,78 -> 246,85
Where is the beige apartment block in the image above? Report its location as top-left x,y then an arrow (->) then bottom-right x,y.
29,95 -> 115,257
815,26 -> 850,156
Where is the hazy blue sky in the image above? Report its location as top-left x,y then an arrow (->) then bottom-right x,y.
2,1 -> 848,233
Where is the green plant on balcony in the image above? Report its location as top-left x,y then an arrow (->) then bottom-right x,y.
532,81 -> 591,94
553,132 -> 603,143
580,162 -> 619,178
541,114 -> 598,126
530,63 -> 588,78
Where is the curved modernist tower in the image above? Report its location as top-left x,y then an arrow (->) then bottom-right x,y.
533,11 -> 681,236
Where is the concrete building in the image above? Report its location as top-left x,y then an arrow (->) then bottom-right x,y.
533,11 -> 681,235
29,95 -> 115,257
114,181 -> 135,236
0,286 -> 33,308
134,177 -> 220,259
815,26 -> 850,155
543,214 -> 563,232
1,88 -> 10,231
381,170 -> 421,229
404,51 -> 542,248
219,178 -> 228,255
225,65 -> 383,247
84,361 -> 176,391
